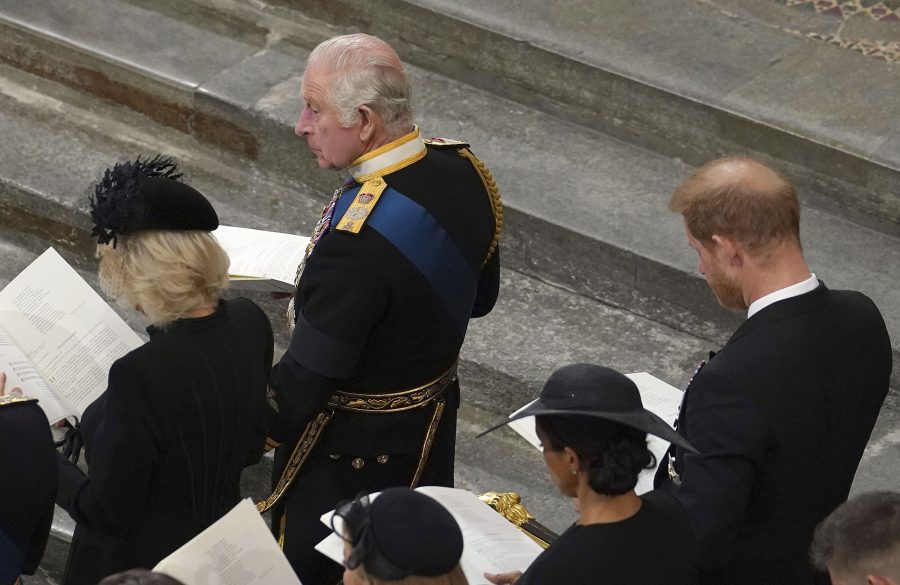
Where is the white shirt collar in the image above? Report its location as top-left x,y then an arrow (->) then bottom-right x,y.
348,126 -> 426,182
747,273 -> 819,318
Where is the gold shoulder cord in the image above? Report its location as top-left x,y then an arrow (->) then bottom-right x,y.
458,148 -> 503,265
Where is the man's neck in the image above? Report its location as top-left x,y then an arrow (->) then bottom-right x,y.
361,125 -> 413,156
742,243 -> 812,307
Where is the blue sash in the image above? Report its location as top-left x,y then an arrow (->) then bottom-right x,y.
332,186 -> 478,334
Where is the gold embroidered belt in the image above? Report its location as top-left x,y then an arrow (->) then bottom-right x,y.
256,360 -> 458,513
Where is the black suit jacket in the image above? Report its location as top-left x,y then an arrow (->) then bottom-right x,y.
0,398 -> 55,585
655,283 -> 891,585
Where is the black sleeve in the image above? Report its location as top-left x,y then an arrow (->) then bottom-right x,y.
667,369 -> 767,571
269,230 -> 389,441
233,297 -> 276,467
472,246 -> 500,318
56,359 -> 160,537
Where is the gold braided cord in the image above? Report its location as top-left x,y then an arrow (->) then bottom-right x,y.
410,400 -> 446,488
255,361 -> 458,513
256,411 -> 333,513
458,148 -> 503,266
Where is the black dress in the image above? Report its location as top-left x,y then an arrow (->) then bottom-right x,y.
56,298 -> 273,585
517,491 -> 698,585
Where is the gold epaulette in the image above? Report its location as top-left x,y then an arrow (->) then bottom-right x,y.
334,177 -> 389,234
456,148 -> 503,265
424,137 -> 470,149
0,394 -> 38,407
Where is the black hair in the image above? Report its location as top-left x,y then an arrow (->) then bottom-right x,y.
536,414 -> 655,496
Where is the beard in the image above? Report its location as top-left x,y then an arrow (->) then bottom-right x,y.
706,264 -> 747,311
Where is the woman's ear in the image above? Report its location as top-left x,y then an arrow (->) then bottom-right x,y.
562,446 -> 581,474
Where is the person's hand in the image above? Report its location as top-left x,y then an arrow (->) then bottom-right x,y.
484,571 -> 523,584
0,372 -> 23,397
270,292 -> 295,300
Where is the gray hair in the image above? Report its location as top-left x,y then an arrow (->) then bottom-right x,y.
810,491 -> 900,581
305,33 -> 413,136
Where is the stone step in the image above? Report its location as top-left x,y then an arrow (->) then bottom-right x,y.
258,0 -> 900,228
0,0 -> 898,387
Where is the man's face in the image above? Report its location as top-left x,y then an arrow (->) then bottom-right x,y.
295,66 -> 365,170
685,223 -> 747,311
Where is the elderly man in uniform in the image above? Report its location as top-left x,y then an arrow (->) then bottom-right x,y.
260,33 -> 502,583
0,373 -> 56,585
654,156 -> 891,585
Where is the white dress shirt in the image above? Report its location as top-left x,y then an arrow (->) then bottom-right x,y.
746,273 -> 819,319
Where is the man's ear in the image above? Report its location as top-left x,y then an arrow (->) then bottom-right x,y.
357,105 -> 380,142
866,575 -> 896,585
711,234 -> 744,268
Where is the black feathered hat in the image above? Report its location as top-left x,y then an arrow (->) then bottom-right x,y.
89,155 -> 218,247
332,488 -> 464,580
479,363 -> 698,453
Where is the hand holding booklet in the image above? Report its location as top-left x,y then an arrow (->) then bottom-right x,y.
0,248 -> 142,423
154,498 -> 302,585
315,486 -> 543,585
507,372 -> 683,495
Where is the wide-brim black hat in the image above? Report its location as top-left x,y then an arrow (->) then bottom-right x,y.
479,363 -> 697,453
90,155 -> 218,246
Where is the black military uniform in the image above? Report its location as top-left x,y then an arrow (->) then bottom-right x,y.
264,128 -> 501,584
0,395 -> 56,585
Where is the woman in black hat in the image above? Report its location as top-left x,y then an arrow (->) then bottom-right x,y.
482,363 -> 699,585
333,487 -> 469,585
55,156 -> 275,584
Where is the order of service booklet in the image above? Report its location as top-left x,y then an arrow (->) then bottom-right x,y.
213,225 -> 310,293
154,498 -> 302,585
506,372 -> 684,495
315,486 -> 544,585
0,248 -> 143,424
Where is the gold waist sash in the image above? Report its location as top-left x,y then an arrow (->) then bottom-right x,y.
256,360 -> 458,513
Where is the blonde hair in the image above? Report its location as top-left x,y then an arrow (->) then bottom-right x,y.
359,565 -> 469,585
98,230 -> 229,325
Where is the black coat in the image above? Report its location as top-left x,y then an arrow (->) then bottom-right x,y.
0,398 -> 56,585
270,141 -> 500,584
56,298 -> 273,585
655,283 -> 891,585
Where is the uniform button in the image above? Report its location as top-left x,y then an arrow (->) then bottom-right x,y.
376,454 -> 389,464
351,457 -> 365,470
329,454 -> 341,460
